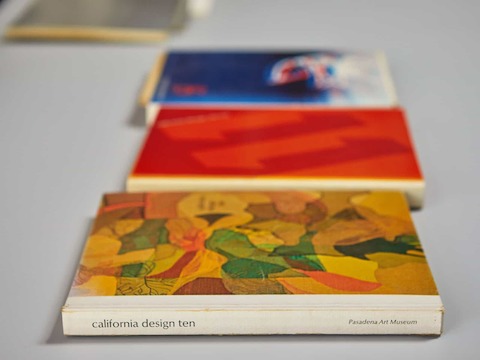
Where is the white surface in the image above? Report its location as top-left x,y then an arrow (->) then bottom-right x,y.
0,0 -> 479,358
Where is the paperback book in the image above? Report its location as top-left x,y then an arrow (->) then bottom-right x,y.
141,50 -> 398,124
62,191 -> 443,336
6,0 -> 187,42
128,107 -> 425,208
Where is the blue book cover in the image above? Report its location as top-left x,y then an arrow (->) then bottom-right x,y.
151,50 -> 397,107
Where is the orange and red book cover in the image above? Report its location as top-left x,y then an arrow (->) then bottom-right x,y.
128,107 -> 424,207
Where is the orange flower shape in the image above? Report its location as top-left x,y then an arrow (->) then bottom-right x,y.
167,218 -> 207,252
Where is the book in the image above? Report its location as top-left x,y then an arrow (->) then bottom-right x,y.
5,0 -> 187,42
62,191 -> 443,336
127,107 -> 425,208
140,50 -> 398,125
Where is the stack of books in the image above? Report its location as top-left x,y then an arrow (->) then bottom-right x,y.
62,50 -> 443,336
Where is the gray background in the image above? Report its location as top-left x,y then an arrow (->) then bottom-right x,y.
1,0 -> 479,358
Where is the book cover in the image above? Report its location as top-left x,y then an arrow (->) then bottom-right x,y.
128,107 -> 425,208
5,0 -> 187,42
144,50 -> 398,124
62,191 -> 443,336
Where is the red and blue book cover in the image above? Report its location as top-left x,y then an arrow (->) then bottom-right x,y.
152,51 -> 397,106
145,50 -> 398,124
129,107 -> 424,207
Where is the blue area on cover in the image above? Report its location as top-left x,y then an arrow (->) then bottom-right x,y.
152,51 -> 394,106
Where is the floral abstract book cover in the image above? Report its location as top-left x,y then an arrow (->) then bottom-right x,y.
62,191 -> 443,336
128,107 -> 425,208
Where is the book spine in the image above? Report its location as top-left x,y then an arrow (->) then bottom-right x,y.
62,308 -> 443,336
146,103 -> 161,125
